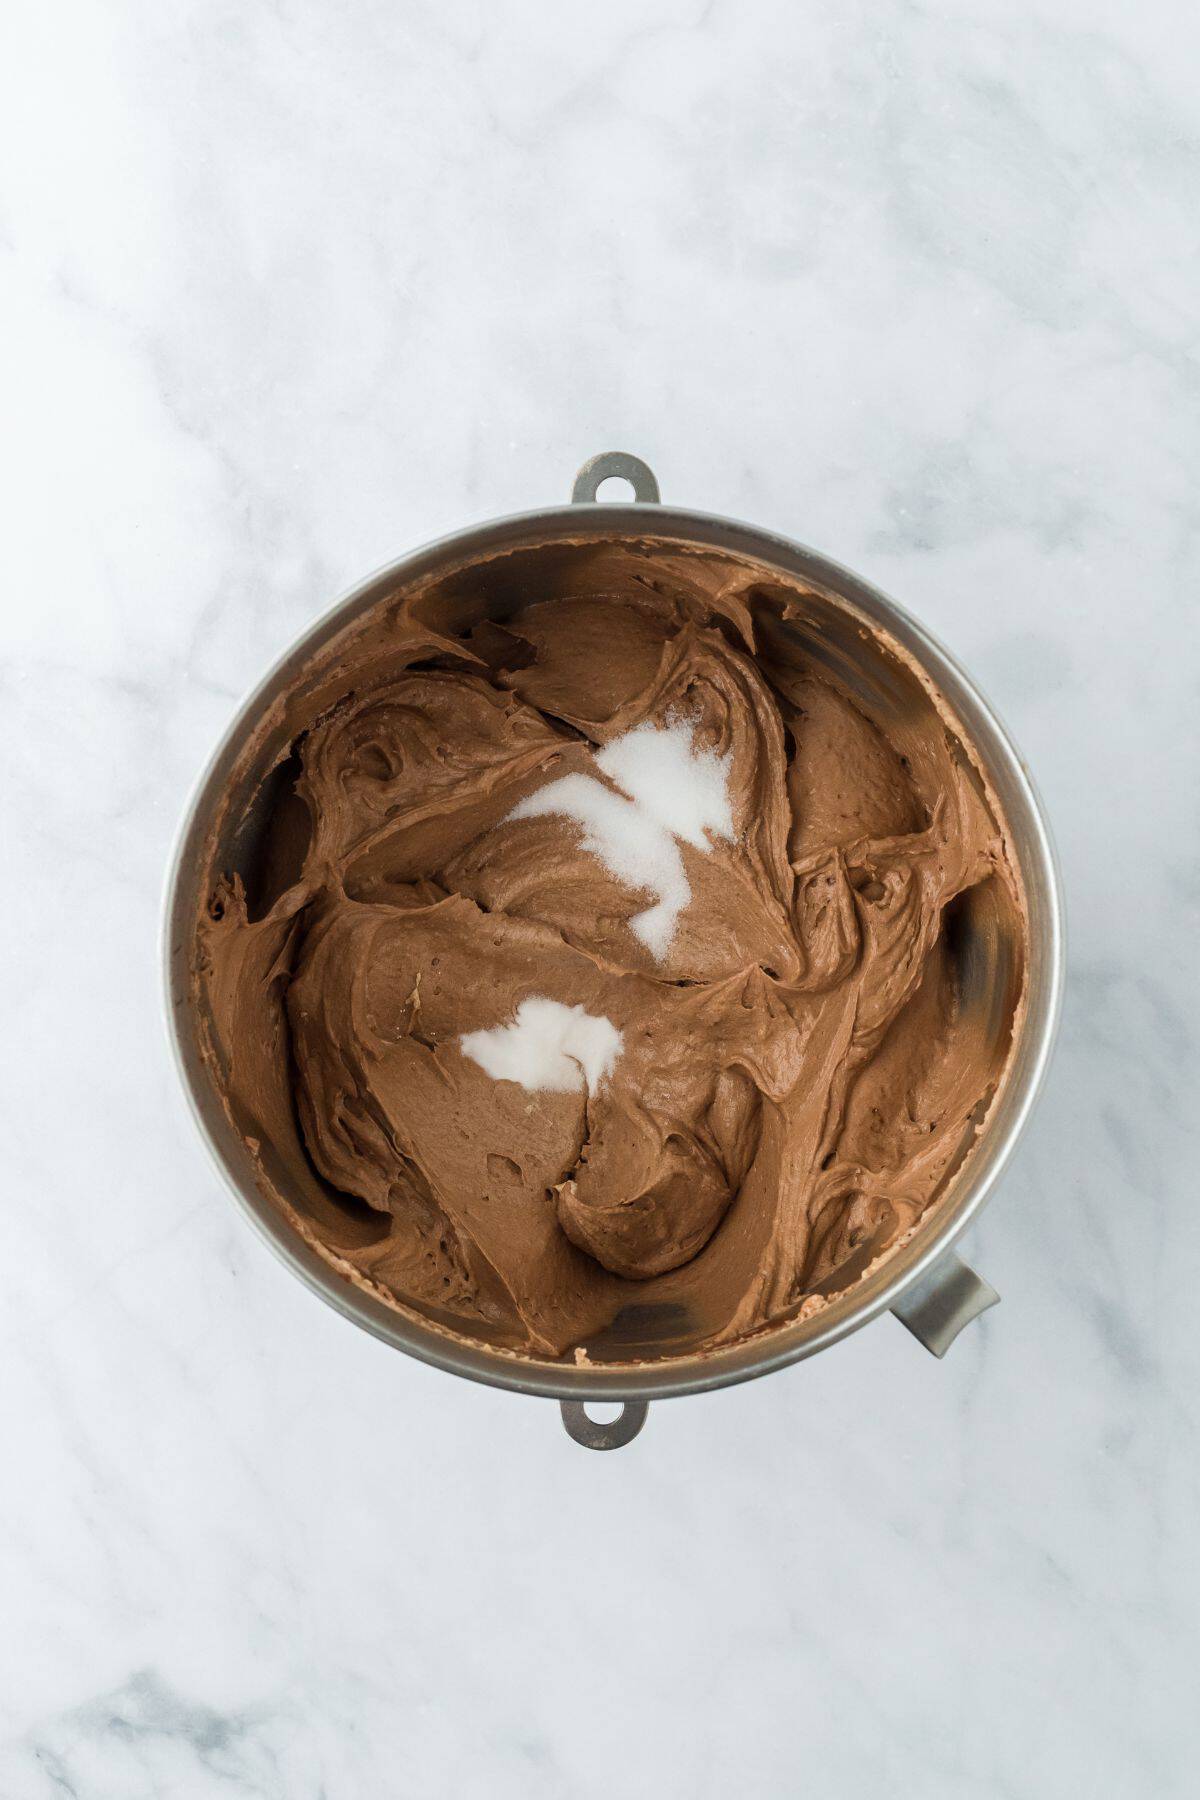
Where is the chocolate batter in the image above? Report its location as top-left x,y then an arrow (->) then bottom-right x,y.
195,537 -> 1025,1361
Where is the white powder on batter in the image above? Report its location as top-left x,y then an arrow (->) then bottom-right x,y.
507,719 -> 733,959
460,997 -> 623,1093
594,720 -> 734,849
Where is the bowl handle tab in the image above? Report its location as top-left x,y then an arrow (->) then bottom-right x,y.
571,452 -> 661,506
891,1253 -> 999,1357
559,1399 -> 650,1450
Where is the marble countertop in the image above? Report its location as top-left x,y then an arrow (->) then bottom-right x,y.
2,2 -> 1196,1794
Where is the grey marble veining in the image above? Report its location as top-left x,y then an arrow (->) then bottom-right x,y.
1,1 -> 1197,1795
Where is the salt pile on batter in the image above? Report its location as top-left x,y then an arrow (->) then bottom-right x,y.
461,998 -> 623,1093
507,718 -> 733,961
463,719 -> 732,1089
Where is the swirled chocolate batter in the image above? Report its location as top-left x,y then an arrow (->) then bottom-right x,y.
195,537 -> 1025,1360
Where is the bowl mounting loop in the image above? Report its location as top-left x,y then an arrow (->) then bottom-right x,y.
560,1399 -> 650,1450
571,451 -> 661,506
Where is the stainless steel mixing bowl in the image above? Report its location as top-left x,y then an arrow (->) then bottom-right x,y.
163,452 -> 1064,1450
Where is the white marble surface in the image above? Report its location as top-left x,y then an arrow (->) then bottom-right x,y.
2,2 -> 1197,1794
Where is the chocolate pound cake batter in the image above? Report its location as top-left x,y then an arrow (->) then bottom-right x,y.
196,538 -> 1025,1360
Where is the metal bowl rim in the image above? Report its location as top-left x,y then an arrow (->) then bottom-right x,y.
162,497 -> 1065,1401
